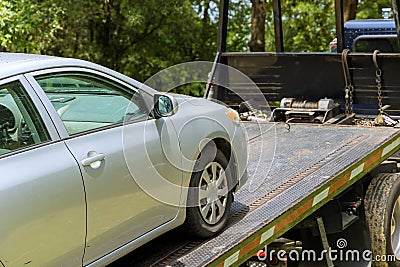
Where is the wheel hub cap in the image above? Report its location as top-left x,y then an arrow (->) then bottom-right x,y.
198,162 -> 229,225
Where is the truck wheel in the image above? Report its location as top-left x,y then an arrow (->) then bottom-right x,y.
364,173 -> 400,266
184,148 -> 233,239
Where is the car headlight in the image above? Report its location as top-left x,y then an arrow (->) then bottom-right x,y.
226,108 -> 240,124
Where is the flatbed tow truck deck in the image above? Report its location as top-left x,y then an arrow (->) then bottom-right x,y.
111,122 -> 400,267
108,0 -> 400,265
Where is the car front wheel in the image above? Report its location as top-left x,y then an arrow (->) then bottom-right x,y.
184,147 -> 233,239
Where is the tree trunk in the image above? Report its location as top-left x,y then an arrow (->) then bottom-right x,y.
343,0 -> 358,22
203,0 -> 210,23
249,0 -> 266,52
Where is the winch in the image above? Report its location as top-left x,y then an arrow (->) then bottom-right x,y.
273,98 -> 340,123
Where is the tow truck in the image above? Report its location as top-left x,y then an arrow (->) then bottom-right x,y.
330,7 -> 400,52
111,1 -> 400,266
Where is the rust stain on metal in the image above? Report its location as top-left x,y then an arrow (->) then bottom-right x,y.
329,173 -> 351,194
274,198 -> 313,233
364,151 -> 383,169
239,236 -> 262,258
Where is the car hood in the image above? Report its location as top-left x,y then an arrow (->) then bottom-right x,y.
172,94 -> 227,109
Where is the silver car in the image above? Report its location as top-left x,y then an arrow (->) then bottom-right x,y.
0,53 -> 247,266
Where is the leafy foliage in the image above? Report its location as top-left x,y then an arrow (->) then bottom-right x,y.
358,0 -> 392,19
0,0 -> 217,95
227,0 -> 251,52
0,0 -> 63,53
262,0 -> 336,52
0,0 -> 396,95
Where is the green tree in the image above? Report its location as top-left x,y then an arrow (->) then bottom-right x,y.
344,0 -> 359,21
0,0 -> 218,86
1,0 -> 393,95
0,0 -> 63,53
263,0 -> 335,52
227,0 -> 252,52
0,0 -> 225,96
249,0 -> 266,52
357,0 -> 392,19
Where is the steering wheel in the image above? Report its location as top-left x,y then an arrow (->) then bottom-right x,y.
0,104 -> 15,145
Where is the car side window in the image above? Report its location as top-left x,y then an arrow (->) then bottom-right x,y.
35,73 -> 149,135
0,81 -> 50,156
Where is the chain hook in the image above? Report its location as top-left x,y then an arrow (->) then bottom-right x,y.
373,50 -> 380,70
342,49 -> 353,115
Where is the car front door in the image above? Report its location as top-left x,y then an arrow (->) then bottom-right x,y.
0,76 -> 86,267
26,69 -> 183,265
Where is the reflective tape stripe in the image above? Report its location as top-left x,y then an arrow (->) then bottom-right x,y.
382,137 -> 400,158
260,226 -> 275,244
312,187 -> 330,207
350,163 -> 364,180
224,251 -> 239,267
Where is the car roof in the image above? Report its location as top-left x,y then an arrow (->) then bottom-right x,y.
344,19 -> 396,30
0,53 -> 84,76
0,52 -> 157,94
0,53 -> 56,63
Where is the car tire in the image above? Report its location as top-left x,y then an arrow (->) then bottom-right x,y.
364,173 -> 400,266
184,147 -> 233,239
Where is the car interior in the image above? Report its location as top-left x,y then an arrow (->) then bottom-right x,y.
36,74 -> 149,135
0,84 -> 48,156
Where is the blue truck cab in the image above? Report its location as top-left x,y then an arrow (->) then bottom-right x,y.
330,19 -> 399,52
344,19 -> 399,52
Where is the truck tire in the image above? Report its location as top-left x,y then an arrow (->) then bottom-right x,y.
364,173 -> 400,267
184,147 -> 233,239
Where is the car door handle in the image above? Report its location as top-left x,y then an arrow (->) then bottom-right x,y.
81,152 -> 105,169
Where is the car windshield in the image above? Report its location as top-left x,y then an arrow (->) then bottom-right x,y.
38,77 -> 119,95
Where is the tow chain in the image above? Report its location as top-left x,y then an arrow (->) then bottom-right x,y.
373,50 -> 385,125
355,51 -> 398,127
372,50 -> 398,126
342,49 -> 354,115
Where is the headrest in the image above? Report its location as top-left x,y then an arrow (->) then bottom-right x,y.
0,104 -> 15,128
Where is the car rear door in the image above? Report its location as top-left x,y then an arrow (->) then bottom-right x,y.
0,76 -> 86,267
26,68 -> 183,265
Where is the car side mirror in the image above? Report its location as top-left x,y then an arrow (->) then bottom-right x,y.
153,94 -> 178,118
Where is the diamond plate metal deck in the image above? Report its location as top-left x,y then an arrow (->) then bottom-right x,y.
110,123 -> 400,267
168,123 -> 400,267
